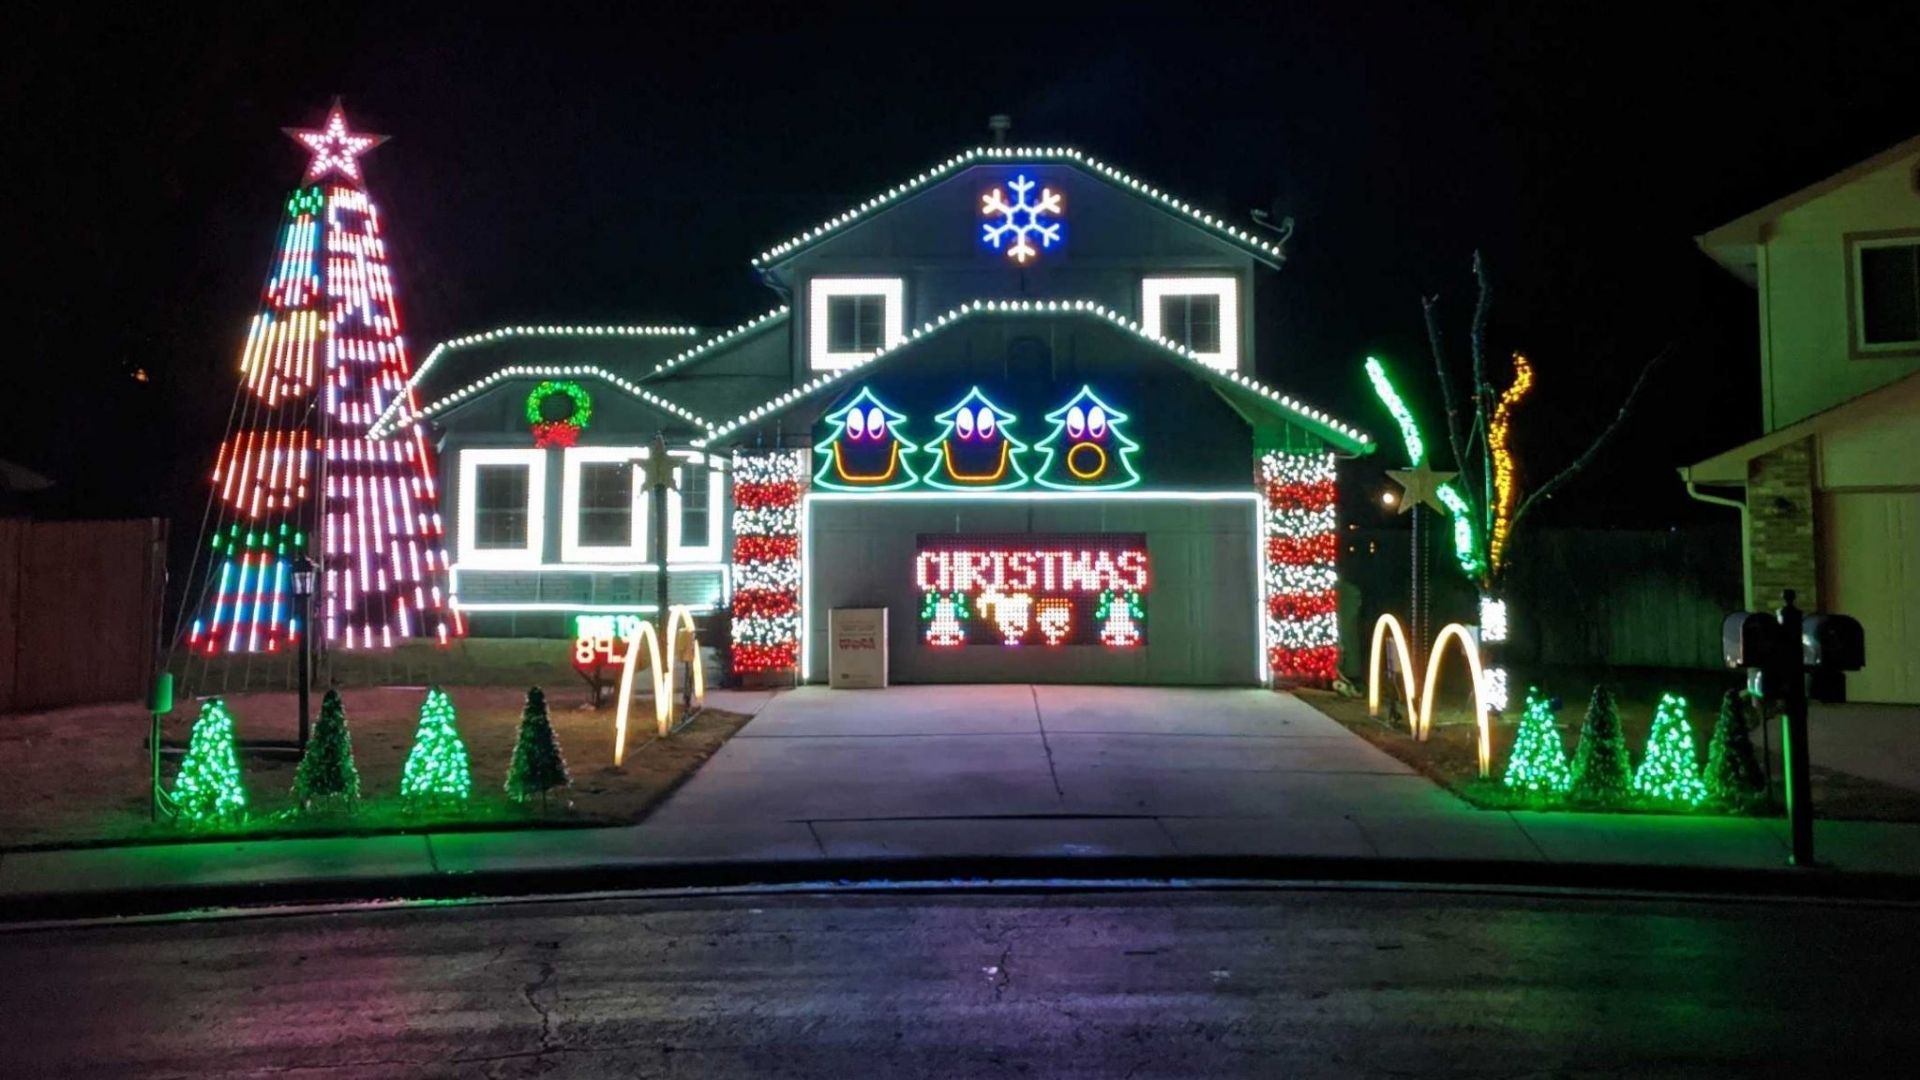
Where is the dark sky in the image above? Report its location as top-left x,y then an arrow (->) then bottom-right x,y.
8,4 -> 1918,534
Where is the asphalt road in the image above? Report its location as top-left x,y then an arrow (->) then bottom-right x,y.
3,886 -> 1916,1077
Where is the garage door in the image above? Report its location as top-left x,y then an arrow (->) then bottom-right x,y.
805,497 -> 1260,685
1820,491 -> 1920,704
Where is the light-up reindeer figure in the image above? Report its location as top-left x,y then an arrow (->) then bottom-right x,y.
979,588 -> 1033,645
920,590 -> 970,646
1095,589 -> 1145,648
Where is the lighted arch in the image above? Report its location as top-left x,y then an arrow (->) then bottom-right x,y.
1365,614 -> 1493,777
611,605 -> 706,765
1418,623 -> 1491,777
1367,614 -> 1419,737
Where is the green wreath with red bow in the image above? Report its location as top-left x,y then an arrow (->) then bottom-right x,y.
526,380 -> 593,447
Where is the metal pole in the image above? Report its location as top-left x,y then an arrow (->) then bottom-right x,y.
1409,503 -> 1427,671
1777,590 -> 1814,867
297,606 -> 312,748
651,433 -> 670,637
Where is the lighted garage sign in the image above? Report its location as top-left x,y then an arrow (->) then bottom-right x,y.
914,534 -> 1148,648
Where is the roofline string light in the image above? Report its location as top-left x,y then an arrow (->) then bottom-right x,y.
377,363 -> 719,438
693,299 -> 1373,454
751,147 -> 1288,267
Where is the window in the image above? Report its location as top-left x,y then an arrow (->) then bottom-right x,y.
1855,238 -> 1920,352
678,464 -> 710,548
827,295 -> 888,353
668,452 -> 724,562
1159,294 -> 1221,354
561,447 -> 647,562
576,462 -> 632,548
810,278 -> 904,370
1141,277 -> 1239,371
458,448 -> 545,568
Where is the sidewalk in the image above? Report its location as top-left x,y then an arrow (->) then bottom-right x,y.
5,686 -> 1920,914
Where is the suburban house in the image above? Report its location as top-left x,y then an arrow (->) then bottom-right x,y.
1685,133 -> 1920,704
370,145 -> 1375,687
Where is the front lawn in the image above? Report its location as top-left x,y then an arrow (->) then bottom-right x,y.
1302,666 -> 1920,821
0,684 -> 749,849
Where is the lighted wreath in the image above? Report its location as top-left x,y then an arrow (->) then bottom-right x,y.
526,380 -> 593,447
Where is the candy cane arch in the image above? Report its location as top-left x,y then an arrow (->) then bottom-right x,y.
1367,614 -> 1493,777
611,605 -> 706,765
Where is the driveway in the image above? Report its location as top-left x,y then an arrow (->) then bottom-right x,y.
647,684 -> 1521,860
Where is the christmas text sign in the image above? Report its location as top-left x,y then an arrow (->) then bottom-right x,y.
914,534 -> 1148,648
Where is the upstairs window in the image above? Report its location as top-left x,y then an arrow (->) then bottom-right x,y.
1853,236 -> 1920,353
1141,277 -> 1239,372
1159,294 -> 1221,355
827,295 -> 888,353
561,447 -> 647,562
810,278 -> 904,370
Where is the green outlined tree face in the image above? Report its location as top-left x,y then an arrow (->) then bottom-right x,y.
1033,386 -> 1142,490
814,387 -> 920,491
921,387 -> 1029,490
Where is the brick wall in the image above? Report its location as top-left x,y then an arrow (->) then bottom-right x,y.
1746,437 -> 1818,610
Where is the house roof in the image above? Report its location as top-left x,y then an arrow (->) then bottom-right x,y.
752,146 -> 1290,270
376,361 -> 720,438
694,298 -> 1374,455
1697,133 -> 1920,286
1679,368 -> 1920,484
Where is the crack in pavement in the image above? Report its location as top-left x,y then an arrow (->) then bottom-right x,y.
1030,685 -> 1066,800
521,942 -> 562,1057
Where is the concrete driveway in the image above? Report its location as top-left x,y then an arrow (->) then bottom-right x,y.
647,684 -> 1514,860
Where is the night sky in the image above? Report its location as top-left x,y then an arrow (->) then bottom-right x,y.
9,5 -> 1918,535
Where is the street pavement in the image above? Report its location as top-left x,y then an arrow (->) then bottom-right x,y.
5,685 -> 1920,906
4,886 -> 1916,1076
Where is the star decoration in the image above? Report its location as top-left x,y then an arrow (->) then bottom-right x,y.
284,100 -> 387,185
1385,463 -> 1458,514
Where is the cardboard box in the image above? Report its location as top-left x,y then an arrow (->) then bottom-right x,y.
829,608 -> 888,688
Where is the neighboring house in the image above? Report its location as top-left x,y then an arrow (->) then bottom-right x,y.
1685,134 -> 1920,704
372,143 -> 1376,686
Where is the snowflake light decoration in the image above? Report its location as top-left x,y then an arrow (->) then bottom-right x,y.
981,175 -> 1064,264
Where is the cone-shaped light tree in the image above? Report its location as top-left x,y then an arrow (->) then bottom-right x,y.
1569,684 -> 1633,805
293,689 -> 361,808
1705,689 -> 1767,805
1502,686 -> 1572,795
506,686 -> 571,805
400,687 -> 471,806
171,699 -> 249,825
1033,387 -> 1142,490
1633,693 -> 1708,808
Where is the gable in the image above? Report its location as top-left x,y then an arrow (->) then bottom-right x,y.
755,148 -> 1286,271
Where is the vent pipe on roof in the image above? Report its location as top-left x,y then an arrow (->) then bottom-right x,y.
988,114 -> 1011,146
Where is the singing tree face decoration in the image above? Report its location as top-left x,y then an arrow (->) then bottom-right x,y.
1034,386 -> 1142,490
922,387 -> 1029,489
814,387 -> 920,491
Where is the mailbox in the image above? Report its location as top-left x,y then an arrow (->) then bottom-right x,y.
1802,613 -> 1865,671
1723,611 -> 1791,670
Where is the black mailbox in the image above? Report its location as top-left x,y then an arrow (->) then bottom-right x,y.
1802,613 -> 1865,671
1723,611 -> 1791,670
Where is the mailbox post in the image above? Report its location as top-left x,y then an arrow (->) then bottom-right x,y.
1723,589 -> 1865,868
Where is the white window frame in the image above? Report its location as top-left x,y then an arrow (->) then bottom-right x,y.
458,448 -> 546,569
809,277 -> 905,371
667,451 -> 725,563
1850,234 -> 1920,357
1142,276 -> 1240,372
561,446 -> 648,563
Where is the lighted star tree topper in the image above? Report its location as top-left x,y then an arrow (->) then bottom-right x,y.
186,100 -> 461,655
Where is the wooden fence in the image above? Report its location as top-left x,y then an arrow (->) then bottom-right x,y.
0,518 -> 168,713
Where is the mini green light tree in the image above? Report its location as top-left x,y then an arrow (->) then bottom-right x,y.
292,689 -> 361,810
1502,686 -> 1571,795
1569,683 -> 1633,805
400,687 -> 472,807
1705,689 -> 1767,806
506,686 -> 571,807
171,698 -> 248,825
1633,693 -> 1708,808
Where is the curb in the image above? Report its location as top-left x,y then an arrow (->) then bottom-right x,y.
3,853 -> 1916,925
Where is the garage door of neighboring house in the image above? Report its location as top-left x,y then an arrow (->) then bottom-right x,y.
1819,491 -> 1920,704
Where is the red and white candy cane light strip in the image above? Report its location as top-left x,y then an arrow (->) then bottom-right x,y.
1260,449 -> 1339,685
730,451 -> 807,672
